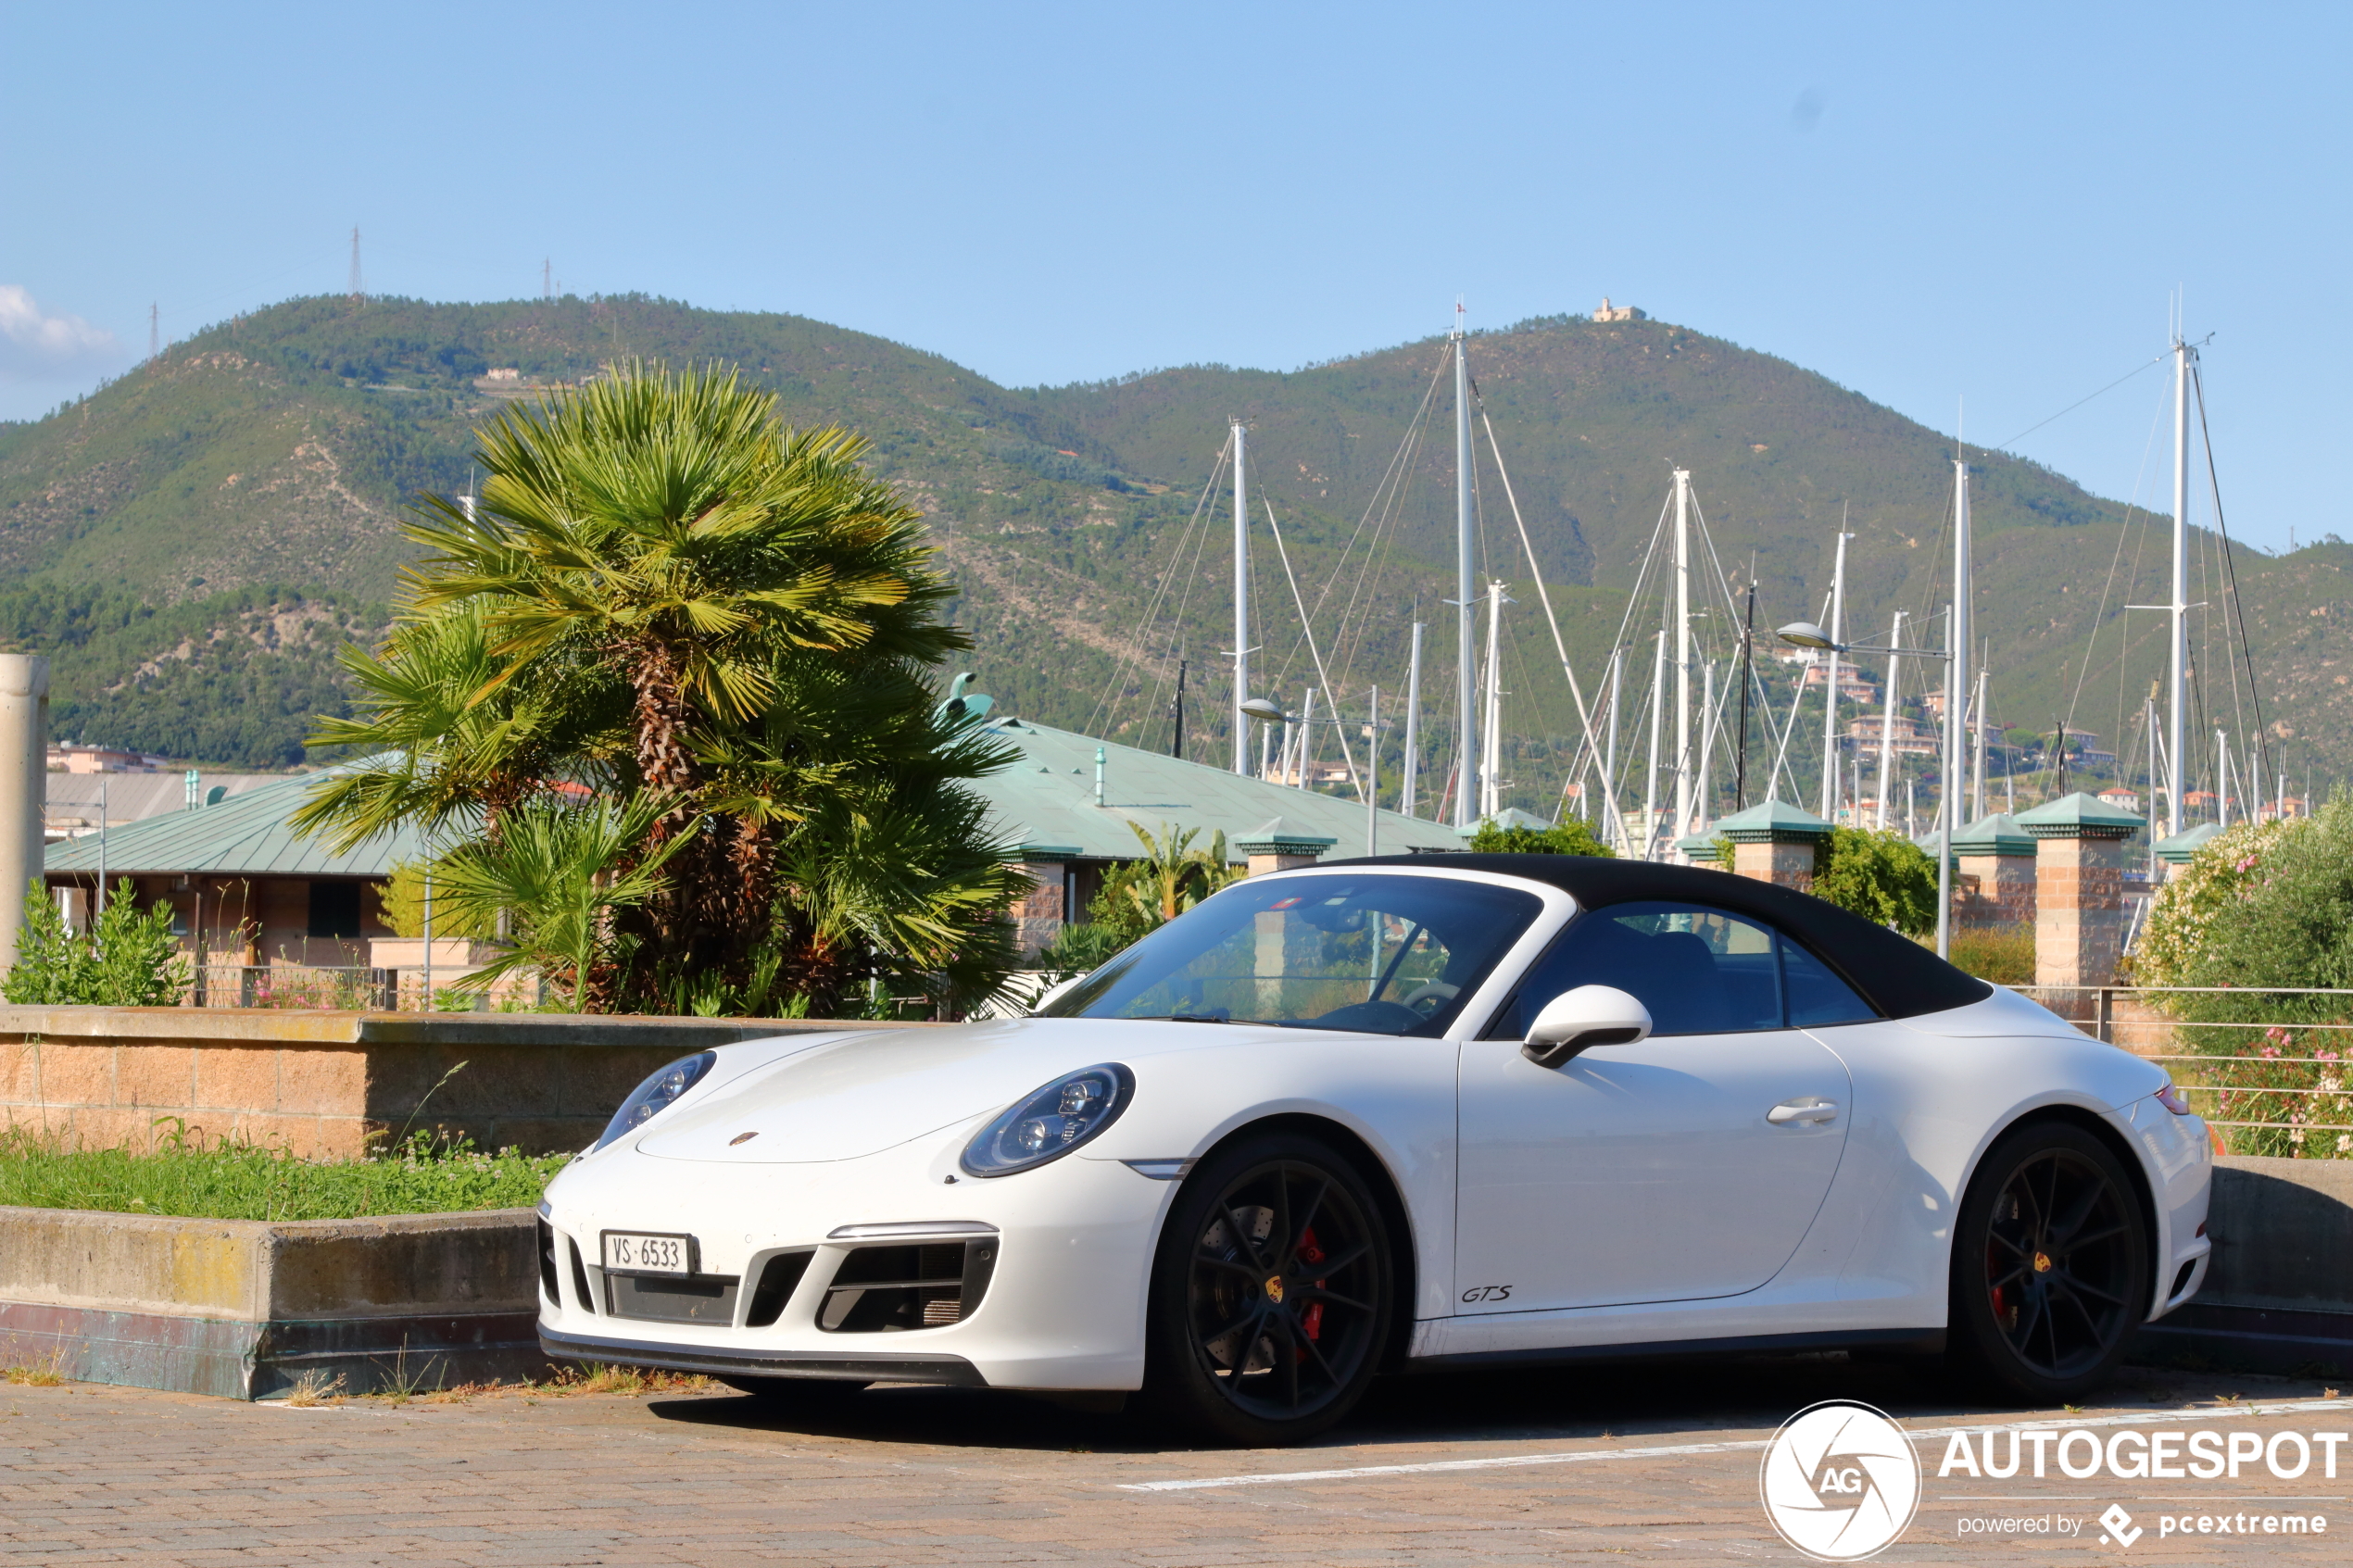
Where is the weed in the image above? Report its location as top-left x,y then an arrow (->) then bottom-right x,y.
3,1353 -> 65,1386
369,1337 -> 447,1406
283,1369 -> 347,1407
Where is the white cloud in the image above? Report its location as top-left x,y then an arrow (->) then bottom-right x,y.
0,285 -> 125,382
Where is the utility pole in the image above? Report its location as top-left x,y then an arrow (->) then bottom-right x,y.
1401,622 -> 1423,817
1453,305 -> 1477,829
1231,420 -> 1250,775
1820,524 -> 1853,822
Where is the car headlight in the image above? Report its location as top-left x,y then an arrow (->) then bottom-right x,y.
961,1062 -> 1135,1177
595,1051 -> 717,1150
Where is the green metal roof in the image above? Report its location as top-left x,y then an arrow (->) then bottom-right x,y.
1715,798 -> 1832,844
1951,811 -> 2035,857
2154,820 -> 2225,864
44,764 -> 428,879
2015,790 -> 2145,839
43,719 -> 1467,881
977,720 -> 1460,862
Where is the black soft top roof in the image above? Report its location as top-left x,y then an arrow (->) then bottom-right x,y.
1324,853 -> 1993,1022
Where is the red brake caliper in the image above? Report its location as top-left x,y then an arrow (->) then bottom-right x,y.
1299,1225 -> 1327,1342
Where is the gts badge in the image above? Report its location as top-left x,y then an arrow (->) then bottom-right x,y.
1460,1285 -> 1514,1303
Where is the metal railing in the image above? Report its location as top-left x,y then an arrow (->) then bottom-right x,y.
182,965 -> 529,1011
2020,984 -> 2352,1158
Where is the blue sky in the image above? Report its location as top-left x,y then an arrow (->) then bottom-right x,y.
4,2 -> 2345,551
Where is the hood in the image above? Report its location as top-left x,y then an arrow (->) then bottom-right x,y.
631,1016 -> 1285,1164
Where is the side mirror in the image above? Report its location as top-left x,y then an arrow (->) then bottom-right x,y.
1520,985 -> 1653,1070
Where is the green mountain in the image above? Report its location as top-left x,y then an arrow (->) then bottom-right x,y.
0,294 -> 2339,814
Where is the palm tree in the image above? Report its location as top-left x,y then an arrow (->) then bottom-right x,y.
300,361 -> 1026,1015
1118,822 -> 1237,927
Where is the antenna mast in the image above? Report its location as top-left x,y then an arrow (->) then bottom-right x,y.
146,303 -> 157,361
1452,302 -> 1477,828
348,226 -> 364,304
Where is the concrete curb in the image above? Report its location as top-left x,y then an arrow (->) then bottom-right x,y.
2133,1155 -> 2353,1377
0,1204 -> 547,1399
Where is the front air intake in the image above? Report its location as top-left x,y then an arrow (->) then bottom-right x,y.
818,1239 -> 998,1333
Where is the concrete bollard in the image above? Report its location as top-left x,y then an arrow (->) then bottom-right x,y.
0,656 -> 48,979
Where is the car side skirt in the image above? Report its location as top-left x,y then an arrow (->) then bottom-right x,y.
540,1328 -> 987,1386
1403,1325 -> 1945,1374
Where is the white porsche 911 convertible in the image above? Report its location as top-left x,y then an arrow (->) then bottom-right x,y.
537,855 -> 2214,1444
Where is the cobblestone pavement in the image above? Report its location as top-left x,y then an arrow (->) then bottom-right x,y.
2,1359 -> 2347,1564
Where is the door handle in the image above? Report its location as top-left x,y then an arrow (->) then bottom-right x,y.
1767,1097 -> 1840,1126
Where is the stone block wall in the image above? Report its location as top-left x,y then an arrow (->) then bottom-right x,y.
0,1009 -> 918,1158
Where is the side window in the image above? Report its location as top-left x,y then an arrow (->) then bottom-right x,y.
1491,900 -> 1784,1038
1780,938 -> 1878,1027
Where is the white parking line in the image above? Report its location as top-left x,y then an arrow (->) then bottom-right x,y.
1117,1397 -> 2353,1491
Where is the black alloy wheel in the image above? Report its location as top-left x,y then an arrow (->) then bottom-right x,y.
1145,1132 -> 1394,1445
1950,1122 -> 2149,1402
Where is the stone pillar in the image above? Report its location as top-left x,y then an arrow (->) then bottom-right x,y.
0,655 -> 49,979
1952,813 -> 2036,931
2154,822 -> 2222,882
1006,844 -> 1079,961
2017,793 -> 2145,990
1233,818 -> 1337,880
1714,799 -> 1831,895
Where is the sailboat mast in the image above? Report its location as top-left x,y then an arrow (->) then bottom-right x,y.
2218,730 -> 2232,831
1937,458 -> 1972,960
1480,582 -> 1505,819
1401,621 -> 1423,818
1231,419 -> 1250,775
1644,628 -> 1666,859
1673,469 -> 1693,842
1604,650 -> 1623,851
2168,328 -> 2190,836
1820,525 -> 1851,822
1453,307 -> 1477,828
1695,662 -> 1715,839
1875,610 -> 1904,831
1972,664 -> 1989,821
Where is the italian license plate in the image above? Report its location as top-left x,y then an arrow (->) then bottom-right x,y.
602,1231 -> 694,1274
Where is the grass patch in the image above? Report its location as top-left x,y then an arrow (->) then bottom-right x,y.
0,1124 -> 568,1221
1941,925 -> 2036,985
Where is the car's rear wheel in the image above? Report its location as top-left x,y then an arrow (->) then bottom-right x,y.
1144,1131 -> 1394,1445
1949,1122 -> 2149,1402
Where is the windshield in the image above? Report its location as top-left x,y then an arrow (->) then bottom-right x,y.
1039,872 -> 1544,1035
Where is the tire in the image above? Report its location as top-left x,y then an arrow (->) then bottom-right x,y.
1948,1121 -> 2150,1403
1143,1130 -> 1395,1445
715,1374 -> 871,1405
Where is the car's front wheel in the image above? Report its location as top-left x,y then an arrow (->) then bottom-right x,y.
1949,1121 -> 2150,1402
1144,1131 -> 1394,1445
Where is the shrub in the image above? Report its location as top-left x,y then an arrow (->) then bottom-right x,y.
1811,828 -> 1939,936
1466,818 -> 1615,857
1944,925 -> 2035,985
5,879 -> 191,1007
2130,818 -> 2296,991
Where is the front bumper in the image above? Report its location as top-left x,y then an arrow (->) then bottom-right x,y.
536,1127 -> 1176,1390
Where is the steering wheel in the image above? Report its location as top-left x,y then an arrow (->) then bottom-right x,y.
1396,981 -> 1459,1020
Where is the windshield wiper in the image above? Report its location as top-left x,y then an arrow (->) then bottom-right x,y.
1158,1012 -> 1239,1024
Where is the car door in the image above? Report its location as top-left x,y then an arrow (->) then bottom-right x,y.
1454,900 -> 1856,1313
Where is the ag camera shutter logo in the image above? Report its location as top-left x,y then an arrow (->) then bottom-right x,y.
1759,1400 -> 1922,1560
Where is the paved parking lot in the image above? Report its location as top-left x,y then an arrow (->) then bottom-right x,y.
2,1358 -> 2346,1564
